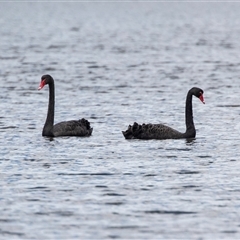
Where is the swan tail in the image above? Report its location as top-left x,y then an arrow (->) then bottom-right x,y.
122,124 -> 133,139
79,118 -> 93,135
122,122 -> 143,139
80,118 -> 91,129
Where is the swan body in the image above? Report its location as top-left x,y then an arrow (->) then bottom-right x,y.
122,87 -> 204,140
38,74 -> 93,137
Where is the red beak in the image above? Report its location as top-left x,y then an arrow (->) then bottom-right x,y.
199,93 -> 205,104
38,80 -> 46,90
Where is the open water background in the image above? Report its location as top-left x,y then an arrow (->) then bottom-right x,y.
1,1 -> 240,239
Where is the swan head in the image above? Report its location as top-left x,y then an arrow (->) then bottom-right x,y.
38,74 -> 53,90
191,87 -> 205,104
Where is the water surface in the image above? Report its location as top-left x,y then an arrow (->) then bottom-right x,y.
0,2 -> 240,239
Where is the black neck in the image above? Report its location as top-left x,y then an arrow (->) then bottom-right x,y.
184,90 -> 196,137
42,81 -> 54,136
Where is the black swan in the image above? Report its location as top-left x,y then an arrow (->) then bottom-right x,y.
122,87 -> 205,140
38,74 -> 93,137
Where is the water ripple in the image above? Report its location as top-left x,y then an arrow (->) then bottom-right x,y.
0,2 -> 240,240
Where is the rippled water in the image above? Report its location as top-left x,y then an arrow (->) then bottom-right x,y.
1,2 -> 240,239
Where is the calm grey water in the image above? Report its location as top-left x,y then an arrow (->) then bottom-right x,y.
1,2 -> 240,239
